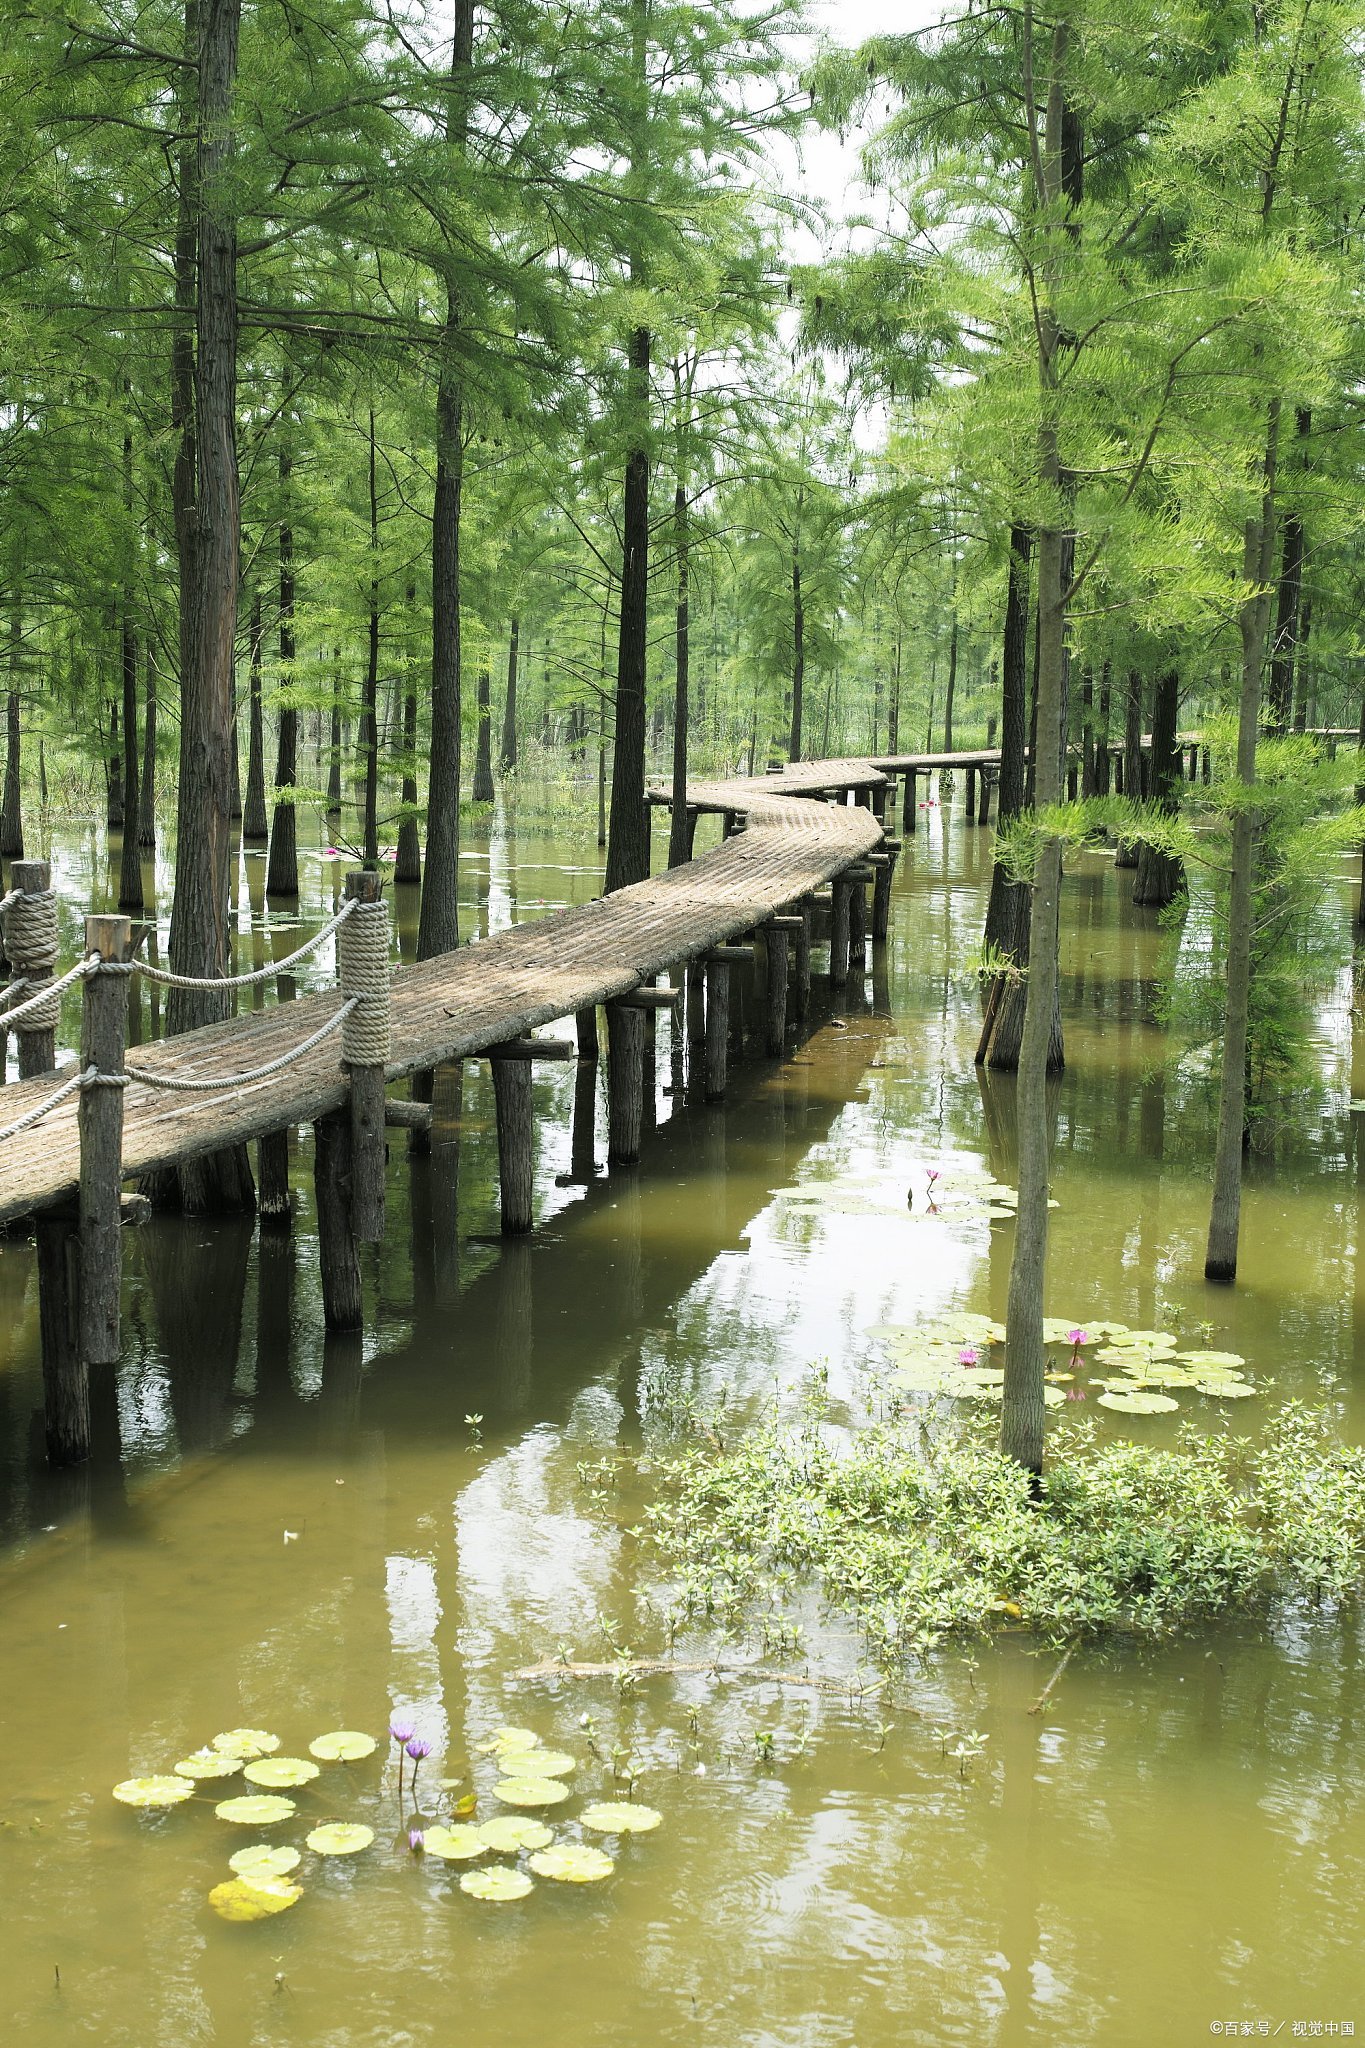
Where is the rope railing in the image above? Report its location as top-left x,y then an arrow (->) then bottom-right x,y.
134,898 -> 358,991
122,997 -> 359,1093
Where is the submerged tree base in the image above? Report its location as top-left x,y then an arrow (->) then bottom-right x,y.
647,1406 -> 1365,1655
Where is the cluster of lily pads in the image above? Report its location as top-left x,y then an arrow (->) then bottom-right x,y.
773,1163 -> 1049,1227
112,1720 -> 660,1923
871,1311 -> 1255,1417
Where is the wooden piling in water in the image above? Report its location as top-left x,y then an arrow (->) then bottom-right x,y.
606,1000 -> 646,1162
704,957 -> 730,1101
576,1005 -> 600,1060
848,870 -> 869,970
792,901 -> 812,1019
964,764 -> 977,820
902,769 -> 917,834
258,1129 -> 291,1226
830,875 -> 853,985
872,845 -> 897,941
491,1050 -> 534,1235
37,1213 -> 85,1466
78,914 -> 130,1372
314,1108 -> 361,1331
977,770 -> 992,828
763,925 -> 790,1055
341,871 -> 389,1246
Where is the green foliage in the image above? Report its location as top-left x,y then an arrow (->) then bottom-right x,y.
648,1403 -> 1365,1655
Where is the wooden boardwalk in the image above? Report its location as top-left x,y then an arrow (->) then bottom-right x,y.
0,760 -> 893,1227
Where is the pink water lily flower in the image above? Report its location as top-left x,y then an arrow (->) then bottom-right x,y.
1066,1385 -> 1087,1402
1067,1328 -> 1089,1347
959,1347 -> 979,1368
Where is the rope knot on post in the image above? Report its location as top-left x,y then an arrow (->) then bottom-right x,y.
337,896 -> 391,1066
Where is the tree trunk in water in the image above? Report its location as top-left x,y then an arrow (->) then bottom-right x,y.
667,477 -> 691,869
2,606 -> 21,856
395,586 -> 421,886
266,446 -> 298,898
118,610 -> 143,910
472,663 -> 494,802
1206,413 -> 1279,1283
165,0 -> 253,1213
499,614 -> 519,772
1133,668 -> 1184,909
982,525 -> 1030,965
1095,662 -> 1111,795
1114,667 -> 1143,866
788,550 -> 804,763
888,628 -> 901,752
1268,407 -> 1309,734
942,611 -> 958,754
108,695 -> 124,830
242,587 -> 267,840
361,406 -> 380,863
138,646 -> 157,846
327,665 -> 342,814
605,322 -> 651,894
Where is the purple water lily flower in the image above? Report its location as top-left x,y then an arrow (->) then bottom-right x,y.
389,1719 -> 415,1747
405,1737 -> 431,1762
408,1827 -> 424,1853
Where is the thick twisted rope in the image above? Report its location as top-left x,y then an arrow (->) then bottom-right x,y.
135,897 -> 358,990
0,953 -> 95,1028
337,900 -> 391,1064
0,887 -> 62,1030
0,1064 -> 87,1144
121,997 -> 359,1093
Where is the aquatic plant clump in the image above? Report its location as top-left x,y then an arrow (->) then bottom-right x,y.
647,1405 -> 1365,1653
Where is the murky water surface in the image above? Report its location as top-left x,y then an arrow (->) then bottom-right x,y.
1,795 -> 1362,2047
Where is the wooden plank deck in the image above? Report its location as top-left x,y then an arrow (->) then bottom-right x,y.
0,765 -> 887,1225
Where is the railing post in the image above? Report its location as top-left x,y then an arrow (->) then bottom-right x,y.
78,913 -> 131,1370
7,861 -> 60,1077
339,871 -> 390,1244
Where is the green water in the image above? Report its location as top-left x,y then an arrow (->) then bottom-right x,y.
1,794 -> 1362,2047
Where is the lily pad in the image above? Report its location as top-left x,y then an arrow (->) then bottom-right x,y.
477,1816 -> 554,1854
174,1751 -> 243,1782
215,1794 -> 297,1826
528,1844 -> 614,1883
519,1749 -> 576,1777
944,1376 -> 1002,1400
1176,1351 -> 1246,1370
213,1729 -> 280,1760
460,1865 -> 533,1901
474,1726 -> 541,1756
1195,1379 -> 1256,1398
113,1775 -> 195,1809
229,1844 -> 301,1879
243,1756 -> 319,1789
578,1801 -> 661,1835
305,1822 -> 374,1856
208,1876 -> 302,1922
421,1824 -> 486,1861
1097,1390 -> 1180,1415
308,1731 -> 377,1763
494,1776 -> 571,1808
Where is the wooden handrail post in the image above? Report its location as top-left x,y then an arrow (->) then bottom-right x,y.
340,871 -> 389,1245
78,913 -> 131,1370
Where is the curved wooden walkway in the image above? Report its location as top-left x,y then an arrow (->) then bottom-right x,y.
0,759 -> 894,1227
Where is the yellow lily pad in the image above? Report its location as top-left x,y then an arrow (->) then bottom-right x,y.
520,1750 -> 576,1777
243,1757 -> 319,1789
1097,1390 -> 1179,1415
474,1727 -> 541,1756
213,1729 -> 280,1760
174,1750 -> 243,1782
1176,1351 -> 1246,1370
305,1822 -> 374,1856
1195,1379 -> 1256,1398
476,1816 -> 554,1854
459,1865 -> 533,1901
215,1794 -> 297,1825
494,1776 -> 571,1808
421,1824 -> 486,1862
208,1876 -> 302,1922
308,1731 -> 377,1763
528,1844 -> 614,1883
228,1844 -> 301,1879
578,1802 -> 661,1835
113,1775 -> 195,1809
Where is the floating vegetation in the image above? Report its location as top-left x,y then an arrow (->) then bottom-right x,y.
420,1824 -> 486,1862
772,1166 -> 1052,1229
579,1802 -> 661,1836
173,1751 -> 242,1782
208,1876 -> 302,1922
213,1730 -> 280,1760
308,1731 -> 377,1763
493,1775 -> 572,1808
520,1749 -> 576,1778
477,1816 -> 554,1854
229,1844 -> 301,1879
474,1726 -> 541,1757
215,1794 -> 297,1826
113,1776 -> 195,1809
459,1866 -> 534,1902
529,1844 -> 614,1883
305,1823 -> 374,1856
1097,1390 -> 1180,1415
243,1756 -> 320,1789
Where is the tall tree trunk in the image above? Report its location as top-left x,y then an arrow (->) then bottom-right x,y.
942,610 -> 958,754
266,445 -> 298,898
327,656 -> 342,814
1206,411 -> 1280,1283
1133,668 -> 1184,908
605,318 -> 651,892
982,525 -> 1031,965
667,468 -> 691,870
1095,661 -> 1111,795
789,548 -> 804,763
242,587 -> 267,840
417,2 -> 474,959
2,606 -> 21,859
396,585 -> 421,885
138,646 -> 157,847
361,405 -> 381,863
1114,667 -> 1143,865
499,614 -> 519,773
472,663 -> 494,803
118,607 -> 143,910
108,693 -> 124,830
889,627 -> 901,752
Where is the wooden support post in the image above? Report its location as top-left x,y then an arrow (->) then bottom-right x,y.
258,1128 -> 292,1227
314,1109 -> 362,1330
9,861 -> 59,1078
384,1099 -> 433,1132
764,927 -> 789,1056
37,1214 -> 86,1466
965,764 -> 977,821
1201,745 -> 1211,785
408,1068 -> 433,1156
872,782 -> 888,824
685,806 -> 699,857
618,985 -> 682,1011
606,1000 -> 646,1162
576,1005 -> 599,1060
902,768 -> 917,834
830,875 -> 853,985
687,960 -> 706,1045
978,769 -> 992,828
490,1045 -> 535,1235
793,901 -> 812,1020
721,809 -> 737,839
78,913 -> 130,1371
340,871 -> 390,1245
704,958 -> 730,1101
849,872 -> 868,968
873,850 -> 896,942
